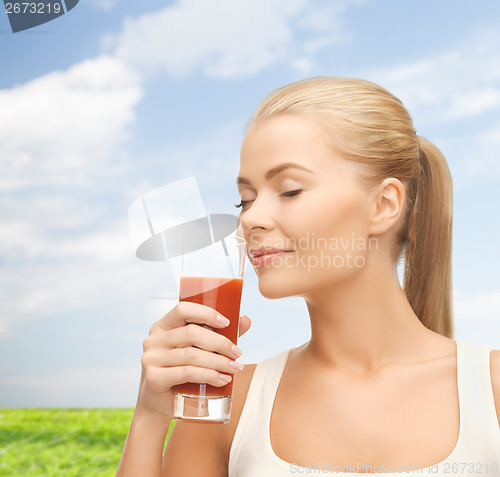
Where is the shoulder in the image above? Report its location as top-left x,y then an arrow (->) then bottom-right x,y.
163,363 -> 258,477
489,349 -> 500,429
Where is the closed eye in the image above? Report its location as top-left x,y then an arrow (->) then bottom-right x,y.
234,190 -> 302,209
280,190 -> 302,198
234,200 -> 253,209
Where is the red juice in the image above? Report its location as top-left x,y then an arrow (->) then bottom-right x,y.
174,276 -> 243,398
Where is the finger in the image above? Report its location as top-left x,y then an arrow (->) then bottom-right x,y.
152,324 -> 242,360
172,366 -> 234,388
142,347 -> 244,375
154,301 -> 230,333
238,315 -> 251,337
146,365 -> 233,389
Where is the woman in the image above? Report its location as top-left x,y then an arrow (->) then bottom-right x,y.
117,77 -> 500,476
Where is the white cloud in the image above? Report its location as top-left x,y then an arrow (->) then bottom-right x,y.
0,252 -> 175,331
0,55 -> 142,192
104,0 -> 356,79
369,29 -> 500,122
0,218 -> 133,261
0,54 -> 148,339
361,29 -> 500,185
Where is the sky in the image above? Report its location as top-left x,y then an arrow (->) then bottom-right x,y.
0,0 -> 499,407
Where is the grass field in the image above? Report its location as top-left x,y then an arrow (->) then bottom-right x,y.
0,409 -> 175,477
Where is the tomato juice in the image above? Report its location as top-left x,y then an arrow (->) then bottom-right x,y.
174,276 -> 243,398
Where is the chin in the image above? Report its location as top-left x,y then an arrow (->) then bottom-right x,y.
256,273 -> 304,300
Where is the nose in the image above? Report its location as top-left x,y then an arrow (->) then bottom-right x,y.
239,195 -> 275,234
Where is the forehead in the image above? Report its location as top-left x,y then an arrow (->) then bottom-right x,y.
241,114 -> 326,154
239,114 -> 361,182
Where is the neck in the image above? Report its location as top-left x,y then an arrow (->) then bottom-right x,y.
302,252 -> 438,375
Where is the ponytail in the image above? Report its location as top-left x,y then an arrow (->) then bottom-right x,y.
402,136 -> 454,337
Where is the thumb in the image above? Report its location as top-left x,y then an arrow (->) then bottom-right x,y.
238,315 -> 251,337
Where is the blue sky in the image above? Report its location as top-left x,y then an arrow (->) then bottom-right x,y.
1,0 -> 500,407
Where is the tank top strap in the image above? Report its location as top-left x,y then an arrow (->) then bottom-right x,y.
228,348 -> 291,477
454,339 -> 500,458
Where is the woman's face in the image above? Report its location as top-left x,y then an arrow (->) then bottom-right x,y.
237,114 -> 376,299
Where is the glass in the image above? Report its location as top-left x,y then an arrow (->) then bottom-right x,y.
172,233 -> 246,423
128,177 -> 246,423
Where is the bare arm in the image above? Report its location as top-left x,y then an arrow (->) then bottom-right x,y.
116,395 -> 172,477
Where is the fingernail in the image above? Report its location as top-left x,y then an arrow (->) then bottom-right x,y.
216,314 -> 230,326
231,345 -> 242,358
230,360 -> 244,371
220,374 -> 232,383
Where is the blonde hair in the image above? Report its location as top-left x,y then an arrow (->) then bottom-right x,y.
248,77 -> 454,338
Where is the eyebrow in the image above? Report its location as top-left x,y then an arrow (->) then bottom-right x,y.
236,162 -> 314,185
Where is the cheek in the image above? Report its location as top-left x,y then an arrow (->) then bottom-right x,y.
294,199 -> 372,279
291,192 -> 369,246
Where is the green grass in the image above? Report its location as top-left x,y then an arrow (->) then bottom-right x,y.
0,409 -> 175,477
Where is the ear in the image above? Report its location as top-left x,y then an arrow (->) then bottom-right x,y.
367,178 -> 405,236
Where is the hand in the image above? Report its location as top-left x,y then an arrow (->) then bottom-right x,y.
136,302 -> 251,420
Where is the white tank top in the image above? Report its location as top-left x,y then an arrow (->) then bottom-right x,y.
229,340 -> 500,475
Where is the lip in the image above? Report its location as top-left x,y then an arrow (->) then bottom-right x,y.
249,247 -> 293,267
